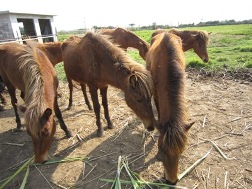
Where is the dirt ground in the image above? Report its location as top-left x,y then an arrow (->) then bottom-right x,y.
0,70 -> 251,189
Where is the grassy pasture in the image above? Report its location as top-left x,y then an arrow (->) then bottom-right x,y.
134,24 -> 252,70
56,24 -> 252,80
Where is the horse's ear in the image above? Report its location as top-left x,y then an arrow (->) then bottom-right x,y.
185,121 -> 195,131
129,75 -> 137,89
43,108 -> 53,119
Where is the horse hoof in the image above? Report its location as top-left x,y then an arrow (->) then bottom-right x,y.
66,106 -> 72,110
65,131 -> 73,138
97,130 -> 104,137
13,127 -> 23,132
0,105 -> 4,111
108,123 -> 114,129
87,105 -> 93,110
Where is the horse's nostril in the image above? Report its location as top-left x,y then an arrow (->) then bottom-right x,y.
147,126 -> 155,131
165,178 -> 178,186
203,59 -> 208,63
42,160 -> 48,164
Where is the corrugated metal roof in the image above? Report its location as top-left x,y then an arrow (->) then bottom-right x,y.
0,10 -> 56,16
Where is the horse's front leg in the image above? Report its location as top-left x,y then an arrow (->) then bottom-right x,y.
54,96 -> 72,138
80,83 -> 92,110
0,92 -> 6,111
100,86 -> 113,129
0,92 -> 7,104
8,88 -> 22,131
89,86 -> 103,137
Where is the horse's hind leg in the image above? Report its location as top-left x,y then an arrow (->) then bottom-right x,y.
100,86 -> 113,129
54,97 -> 72,138
89,86 -> 103,137
80,83 -> 92,110
8,88 -> 22,131
67,77 -> 74,110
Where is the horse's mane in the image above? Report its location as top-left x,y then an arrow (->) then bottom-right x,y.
83,32 -> 153,99
38,41 -> 62,51
18,44 -> 47,138
160,33 -> 188,155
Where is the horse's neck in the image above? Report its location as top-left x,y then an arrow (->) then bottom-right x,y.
99,63 -> 129,91
174,31 -> 194,51
127,37 -> 145,50
108,67 -> 127,90
44,46 -> 62,66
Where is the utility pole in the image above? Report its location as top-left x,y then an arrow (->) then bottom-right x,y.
84,17 -> 86,31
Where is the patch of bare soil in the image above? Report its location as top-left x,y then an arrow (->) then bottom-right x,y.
0,70 -> 251,189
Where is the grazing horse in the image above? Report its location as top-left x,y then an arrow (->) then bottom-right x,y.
146,32 -> 194,185
0,43 -> 71,163
100,27 -> 150,60
62,32 -> 157,137
152,28 -> 211,63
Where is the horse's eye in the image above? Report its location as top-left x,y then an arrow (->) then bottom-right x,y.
137,99 -> 143,103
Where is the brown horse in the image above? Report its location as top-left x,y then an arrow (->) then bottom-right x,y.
152,28 -> 211,63
23,41 -> 92,111
62,36 -> 93,110
0,42 -> 71,163
100,27 -> 150,60
146,32 -> 194,185
62,32 -> 157,137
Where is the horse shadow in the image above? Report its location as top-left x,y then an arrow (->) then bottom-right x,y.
0,119 -> 100,189
0,86 -> 162,189
70,119 -> 159,189
0,112 -> 163,189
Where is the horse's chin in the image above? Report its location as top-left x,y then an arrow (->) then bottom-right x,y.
203,59 -> 208,63
142,118 -> 157,131
164,177 -> 178,186
34,152 -> 48,163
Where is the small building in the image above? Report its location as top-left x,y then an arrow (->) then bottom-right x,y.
0,10 -> 58,44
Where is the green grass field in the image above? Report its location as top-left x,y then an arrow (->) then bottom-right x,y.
134,24 -> 252,70
56,24 -> 252,80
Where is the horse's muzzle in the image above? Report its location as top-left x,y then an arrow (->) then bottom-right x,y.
203,58 -> 208,63
164,177 -> 178,186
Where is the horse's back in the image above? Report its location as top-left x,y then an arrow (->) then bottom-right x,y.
147,32 -> 184,70
62,34 -> 93,83
0,43 -> 28,90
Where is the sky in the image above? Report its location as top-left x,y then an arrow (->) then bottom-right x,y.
1,0 -> 252,31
